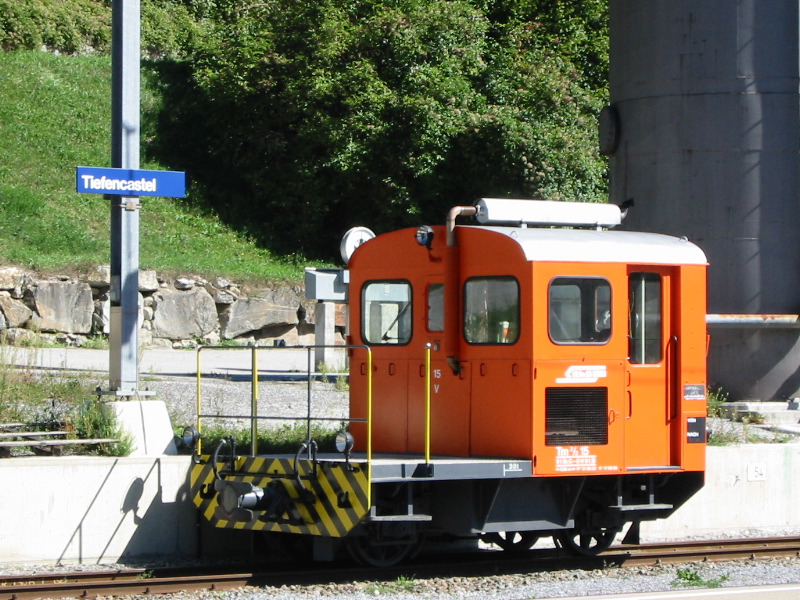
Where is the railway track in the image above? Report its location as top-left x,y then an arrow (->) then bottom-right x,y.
608,536 -> 800,566
1,537 -> 798,600
0,568 -> 250,600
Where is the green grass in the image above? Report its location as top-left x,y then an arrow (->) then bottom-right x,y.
365,576 -> 418,595
0,345 -> 130,456
0,50 -> 321,282
195,422 -> 343,456
671,567 -> 730,589
706,386 -> 729,418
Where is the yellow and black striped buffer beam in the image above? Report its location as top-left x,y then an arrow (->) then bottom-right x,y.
190,456 -> 369,537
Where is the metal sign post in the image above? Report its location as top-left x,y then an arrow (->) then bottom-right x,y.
74,1 -> 184,397
109,0 -> 141,395
70,0 -> 185,455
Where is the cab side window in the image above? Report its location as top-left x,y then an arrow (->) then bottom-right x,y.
464,277 -> 519,344
629,273 -> 662,363
427,283 -> 444,332
549,277 -> 611,344
362,280 -> 412,345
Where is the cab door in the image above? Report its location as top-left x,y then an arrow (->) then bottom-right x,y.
625,269 -> 678,469
408,281 -> 471,456
356,279 -> 413,452
532,267 -> 627,476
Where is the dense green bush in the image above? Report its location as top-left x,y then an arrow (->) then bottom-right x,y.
0,0 -> 110,54
0,0 -> 203,57
168,0 -> 609,256
1,0 -> 609,260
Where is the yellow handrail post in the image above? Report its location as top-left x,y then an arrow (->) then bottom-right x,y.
366,347 -> 373,510
425,343 -> 432,463
251,346 -> 259,456
196,348 -> 203,455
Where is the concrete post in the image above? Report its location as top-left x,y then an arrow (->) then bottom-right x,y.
314,301 -> 342,371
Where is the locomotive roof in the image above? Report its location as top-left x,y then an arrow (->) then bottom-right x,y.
469,226 -> 707,265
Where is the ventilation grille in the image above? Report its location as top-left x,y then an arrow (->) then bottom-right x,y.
545,387 -> 608,446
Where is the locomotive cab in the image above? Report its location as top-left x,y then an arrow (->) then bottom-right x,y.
346,198 -> 707,557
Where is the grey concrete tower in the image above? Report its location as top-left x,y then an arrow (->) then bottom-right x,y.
607,0 -> 800,401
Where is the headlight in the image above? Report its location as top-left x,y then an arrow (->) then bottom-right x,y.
335,431 -> 355,455
415,225 -> 434,249
179,426 -> 200,449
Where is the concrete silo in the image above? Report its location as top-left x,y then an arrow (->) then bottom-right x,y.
606,0 -> 800,401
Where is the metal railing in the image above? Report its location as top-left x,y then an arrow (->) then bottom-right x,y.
194,345 -> 371,454
194,344 -> 373,505
193,343 -> 442,507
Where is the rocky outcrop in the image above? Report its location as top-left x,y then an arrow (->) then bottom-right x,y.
0,267 -> 29,298
220,286 -> 302,339
0,267 -> 335,348
151,287 -> 218,340
0,295 -> 32,328
28,281 -> 94,334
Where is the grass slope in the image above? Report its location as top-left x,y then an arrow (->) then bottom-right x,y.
0,51 -> 314,282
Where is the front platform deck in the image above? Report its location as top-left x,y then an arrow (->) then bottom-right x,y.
291,452 -> 534,483
366,454 -> 532,482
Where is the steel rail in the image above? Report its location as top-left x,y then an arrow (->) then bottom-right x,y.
0,570 -> 249,600
610,536 -> 800,566
1,537 -> 798,599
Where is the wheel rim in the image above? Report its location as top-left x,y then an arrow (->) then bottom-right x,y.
556,526 -> 619,557
347,525 -> 423,567
485,531 -> 539,552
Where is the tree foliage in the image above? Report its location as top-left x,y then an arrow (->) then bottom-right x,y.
0,0 -> 205,57
0,0 -> 110,53
2,0 -> 609,259
171,0 -> 609,256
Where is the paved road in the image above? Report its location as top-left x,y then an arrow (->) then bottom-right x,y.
562,583 -> 800,600
0,345 -> 345,380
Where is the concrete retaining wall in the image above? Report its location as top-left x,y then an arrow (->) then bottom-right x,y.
3,445 -> 799,564
0,456 -> 197,564
641,445 -> 800,541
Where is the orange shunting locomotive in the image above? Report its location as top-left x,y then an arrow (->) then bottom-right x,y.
190,198 -> 707,565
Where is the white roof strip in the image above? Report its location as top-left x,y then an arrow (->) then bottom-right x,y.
471,226 -> 708,265
474,198 -> 622,229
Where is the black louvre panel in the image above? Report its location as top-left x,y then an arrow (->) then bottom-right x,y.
545,387 -> 608,446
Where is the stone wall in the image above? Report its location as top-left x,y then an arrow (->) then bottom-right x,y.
0,266 -> 346,348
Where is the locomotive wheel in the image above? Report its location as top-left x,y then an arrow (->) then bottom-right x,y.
484,531 -> 539,552
347,524 -> 423,567
555,526 -> 619,557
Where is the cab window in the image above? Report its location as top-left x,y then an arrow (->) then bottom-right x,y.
362,281 -> 412,345
549,277 -> 611,344
427,283 -> 444,332
629,273 -> 662,363
464,277 -> 519,344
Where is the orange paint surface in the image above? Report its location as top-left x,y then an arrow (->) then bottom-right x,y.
347,223 -> 707,475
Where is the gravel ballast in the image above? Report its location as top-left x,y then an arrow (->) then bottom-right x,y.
2,557 -> 800,599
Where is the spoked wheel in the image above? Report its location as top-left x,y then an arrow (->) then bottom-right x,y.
347,523 -> 424,567
555,526 -> 620,557
484,531 -> 539,552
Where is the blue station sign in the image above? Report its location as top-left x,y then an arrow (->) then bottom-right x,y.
76,166 -> 186,198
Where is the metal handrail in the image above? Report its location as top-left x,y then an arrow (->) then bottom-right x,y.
424,344 -> 432,464
196,345 -> 263,455
195,344 -> 373,501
